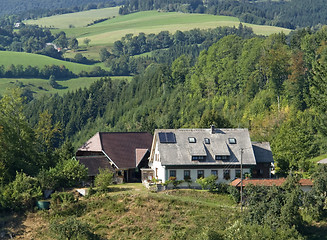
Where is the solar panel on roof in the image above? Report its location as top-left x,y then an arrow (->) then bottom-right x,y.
158,132 -> 176,143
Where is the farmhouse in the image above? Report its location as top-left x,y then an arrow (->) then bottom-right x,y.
76,132 -> 153,183
145,126 -> 274,186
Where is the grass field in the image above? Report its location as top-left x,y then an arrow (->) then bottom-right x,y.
28,10 -> 291,48
0,51 -> 95,74
0,76 -> 132,97
24,7 -> 120,29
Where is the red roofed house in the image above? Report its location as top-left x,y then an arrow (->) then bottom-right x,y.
76,132 -> 153,183
230,178 -> 313,192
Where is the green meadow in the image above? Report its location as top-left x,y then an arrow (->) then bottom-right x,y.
27,10 -> 291,48
0,51 -> 94,74
0,76 -> 132,97
24,7 -> 120,29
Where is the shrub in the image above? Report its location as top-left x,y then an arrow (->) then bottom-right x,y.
0,171 -> 42,211
50,216 -> 99,240
94,168 -> 113,192
50,192 -> 76,213
37,158 -> 88,190
196,175 -> 218,191
163,177 -> 184,189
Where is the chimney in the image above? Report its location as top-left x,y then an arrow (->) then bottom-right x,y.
211,125 -> 215,134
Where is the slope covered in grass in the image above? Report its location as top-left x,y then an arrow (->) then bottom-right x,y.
28,10 -> 291,47
24,7 -> 120,29
0,51 -> 94,74
3,186 -> 239,239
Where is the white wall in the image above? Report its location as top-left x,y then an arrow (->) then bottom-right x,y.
165,168 -> 251,185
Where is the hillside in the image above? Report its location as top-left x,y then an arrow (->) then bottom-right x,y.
0,76 -> 131,97
0,51 -> 95,74
27,10 -> 291,47
24,7 -> 120,29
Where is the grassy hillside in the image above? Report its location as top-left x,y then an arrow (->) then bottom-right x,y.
24,7 -> 120,29
0,76 -> 132,97
28,10 -> 291,48
1,185 -> 239,239
0,51 -> 95,74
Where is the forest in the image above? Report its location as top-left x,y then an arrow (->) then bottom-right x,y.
16,26 -> 327,179
0,0 -> 123,19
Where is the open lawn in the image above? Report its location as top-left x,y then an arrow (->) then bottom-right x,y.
0,76 -> 132,97
24,7 -> 120,29
0,51 -> 94,74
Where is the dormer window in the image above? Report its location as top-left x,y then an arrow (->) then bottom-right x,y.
228,138 -> 236,144
215,155 -> 229,161
188,137 -> 196,143
192,156 -> 206,161
204,138 -> 210,144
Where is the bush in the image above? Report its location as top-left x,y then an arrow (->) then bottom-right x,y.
196,175 -> 218,191
50,216 -> 99,240
94,168 -> 113,192
0,172 -> 42,211
37,158 -> 88,190
163,177 -> 184,189
50,192 -> 76,213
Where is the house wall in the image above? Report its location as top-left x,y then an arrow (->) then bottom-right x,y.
150,141 -> 166,181
164,168 -> 251,185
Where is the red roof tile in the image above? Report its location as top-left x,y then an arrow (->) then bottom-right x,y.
230,178 -> 313,187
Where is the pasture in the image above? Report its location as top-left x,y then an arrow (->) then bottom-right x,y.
27,9 -> 291,48
0,51 -> 95,74
0,76 -> 132,97
24,7 -> 120,29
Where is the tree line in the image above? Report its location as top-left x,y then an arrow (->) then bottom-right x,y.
0,0 -> 124,18
101,24 -> 255,75
119,0 -> 327,29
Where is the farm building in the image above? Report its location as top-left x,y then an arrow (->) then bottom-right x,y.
76,132 -> 153,183
144,126 -> 274,187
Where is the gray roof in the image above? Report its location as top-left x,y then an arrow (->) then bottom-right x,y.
252,142 -> 274,163
153,128 -> 257,166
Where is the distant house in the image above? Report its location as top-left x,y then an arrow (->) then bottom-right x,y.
230,178 -> 313,192
76,132 -> 153,183
145,127 -> 274,187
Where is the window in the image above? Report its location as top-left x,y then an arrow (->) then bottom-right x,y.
228,138 -> 236,144
197,170 -> 204,179
235,169 -> 241,178
204,138 -> 210,144
223,170 -> 230,180
211,170 -> 218,176
184,170 -> 191,180
188,137 -> 196,143
215,155 -> 229,161
192,156 -> 206,161
169,170 -> 176,178
155,168 -> 158,178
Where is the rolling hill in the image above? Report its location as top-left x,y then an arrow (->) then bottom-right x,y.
26,10 -> 292,47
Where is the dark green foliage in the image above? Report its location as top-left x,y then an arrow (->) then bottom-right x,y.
120,0 -> 327,29
303,164 -> 327,220
243,175 -> 303,231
